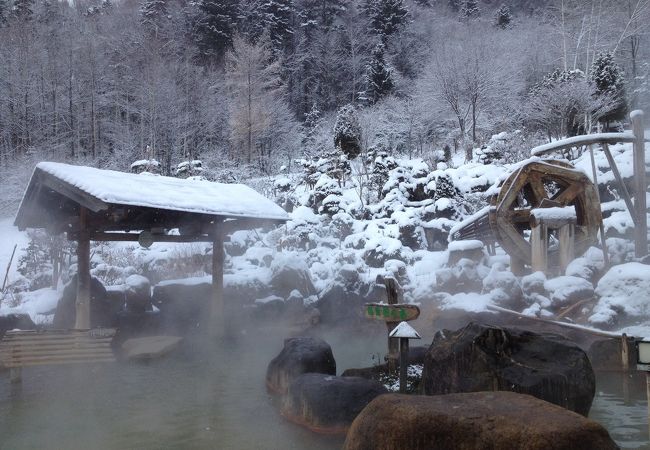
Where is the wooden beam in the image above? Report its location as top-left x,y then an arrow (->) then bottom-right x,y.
85,232 -> 214,243
75,208 -> 91,330
210,221 -> 225,336
602,143 -> 636,225
632,111 -> 647,257
530,132 -> 640,156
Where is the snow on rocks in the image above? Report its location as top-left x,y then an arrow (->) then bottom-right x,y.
543,276 -> 594,309
590,262 -> 650,326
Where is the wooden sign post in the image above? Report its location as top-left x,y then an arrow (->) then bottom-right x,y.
389,321 -> 421,393
365,277 -> 420,373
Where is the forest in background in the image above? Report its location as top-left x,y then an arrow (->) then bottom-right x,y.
0,0 -> 648,215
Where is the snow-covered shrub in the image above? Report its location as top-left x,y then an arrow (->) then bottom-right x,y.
363,237 -> 412,268
333,104 -> 362,160
482,263 -> 522,309
309,174 -> 343,213
544,276 -> 594,309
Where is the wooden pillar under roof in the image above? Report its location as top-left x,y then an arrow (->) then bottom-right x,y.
210,219 -> 225,336
632,110 -> 647,257
74,207 -> 91,329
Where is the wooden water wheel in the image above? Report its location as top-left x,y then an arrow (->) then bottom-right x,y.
487,160 -> 602,265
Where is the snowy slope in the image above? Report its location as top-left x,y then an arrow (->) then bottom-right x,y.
0,217 -> 28,288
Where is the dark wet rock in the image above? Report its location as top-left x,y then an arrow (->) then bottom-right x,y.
313,283 -> 368,324
252,295 -> 285,318
266,337 -> 336,394
423,323 -> 595,416
588,336 -> 636,371
152,280 -> 210,332
270,261 -> 316,299
53,275 -> 113,329
343,392 -> 618,450
0,314 -> 36,337
281,373 -> 387,434
124,275 -> 152,314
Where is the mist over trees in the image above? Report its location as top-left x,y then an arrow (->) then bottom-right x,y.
0,0 -> 649,214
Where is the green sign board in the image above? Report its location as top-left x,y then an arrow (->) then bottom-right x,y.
364,303 -> 420,322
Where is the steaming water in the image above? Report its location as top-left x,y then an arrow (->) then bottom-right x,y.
0,325 -> 385,450
0,325 -> 648,449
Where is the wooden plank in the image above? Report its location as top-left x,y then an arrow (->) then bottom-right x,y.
1,343 -> 113,354
3,352 -> 115,364
4,357 -> 116,368
87,232 -> 214,243
631,111 -> 647,257
365,303 -> 420,322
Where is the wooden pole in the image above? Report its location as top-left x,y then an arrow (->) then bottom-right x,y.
631,110 -> 647,257
210,221 -> 225,337
530,223 -> 548,273
646,372 -> 650,440
74,207 -> 91,330
509,256 -> 525,276
589,144 -> 609,267
621,333 -> 629,371
1,244 -> 17,293
602,143 -> 636,226
399,338 -> 409,394
558,223 -> 575,273
384,277 -> 399,373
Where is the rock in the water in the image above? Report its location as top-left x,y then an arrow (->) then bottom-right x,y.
122,335 -> 182,361
423,323 -> 595,416
281,373 -> 387,434
270,257 -> 316,299
53,275 -> 113,329
314,283 -> 367,324
152,279 -> 211,332
343,392 -> 618,450
266,337 -> 336,394
588,336 -> 636,371
0,314 -> 35,337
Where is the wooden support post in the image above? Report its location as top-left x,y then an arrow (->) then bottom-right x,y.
531,223 -> 548,273
210,221 -> 225,337
399,337 -> 409,394
621,333 -> 629,371
632,110 -> 647,257
385,277 -> 399,373
558,223 -> 575,273
74,207 -> 91,330
509,256 -> 526,276
589,144 -> 610,267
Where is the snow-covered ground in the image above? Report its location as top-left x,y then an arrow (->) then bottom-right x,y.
0,217 -> 28,289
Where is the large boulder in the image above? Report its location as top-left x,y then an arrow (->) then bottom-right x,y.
266,337 -> 336,394
0,314 -> 36,337
281,374 -> 387,434
314,282 -> 368,324
152,278 -> 211,332
423,323 -> 595,416
53,275 -> 113,329
269,257 -> 316,299
343,392 -> 618,450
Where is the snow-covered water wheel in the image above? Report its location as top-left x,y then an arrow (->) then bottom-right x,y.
488,159 -> 601,265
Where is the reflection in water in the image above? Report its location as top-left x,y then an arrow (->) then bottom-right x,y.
1,324 -> 649,449
590,371 -> 650,449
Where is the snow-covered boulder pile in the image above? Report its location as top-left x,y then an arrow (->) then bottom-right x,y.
590,262 -> 650,327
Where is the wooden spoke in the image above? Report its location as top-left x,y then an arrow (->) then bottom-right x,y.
510,209 -> 532,223
553,183 -> 584,205
528,174 -> 547,206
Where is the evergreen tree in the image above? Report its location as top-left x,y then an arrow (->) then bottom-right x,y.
12,0 -> 34,20
0,0 -> 9,23
363,43 -> 394,105
459,0 -> 479,20
140,0 -> 168,37
296,0 -> 345,34
494,4 -> 511,29
365,0 -> 408,41
302,102 -> 322,153
333,104 -> 362,160
193,0 -> 240,64
591,52 -> 627,124
262,0 -> 295,55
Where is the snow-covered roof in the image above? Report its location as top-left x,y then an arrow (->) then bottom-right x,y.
15,162 -> 289,229
389,321 -> 421,339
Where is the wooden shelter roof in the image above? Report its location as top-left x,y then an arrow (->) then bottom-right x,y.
14,162 -> 289,240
